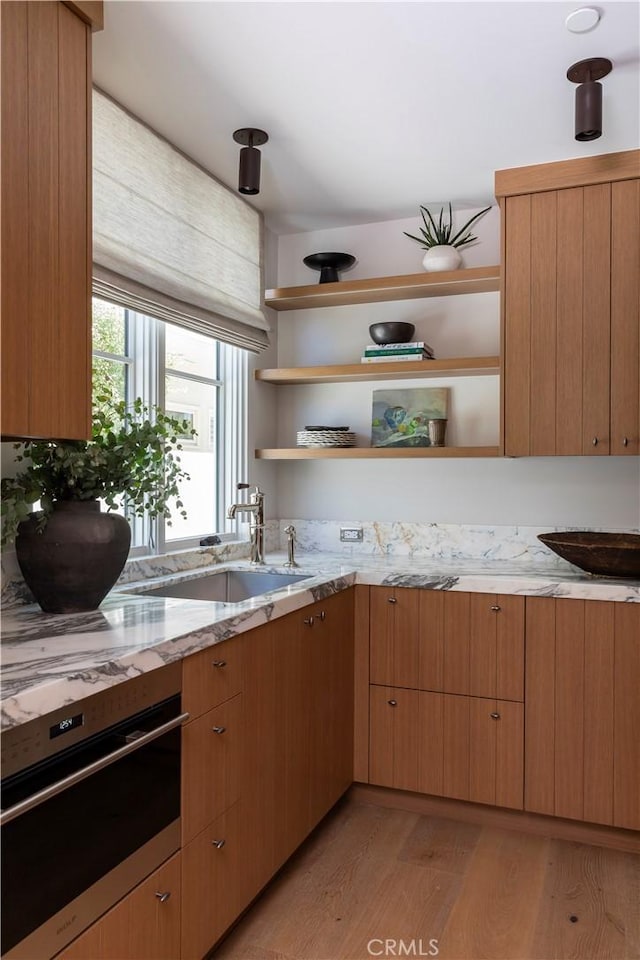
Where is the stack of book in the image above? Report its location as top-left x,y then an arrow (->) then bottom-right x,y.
361,341 -> 435,364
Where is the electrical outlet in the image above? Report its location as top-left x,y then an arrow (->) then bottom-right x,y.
340,527 -> 363,542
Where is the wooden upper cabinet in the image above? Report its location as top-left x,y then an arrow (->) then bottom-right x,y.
1,1 -> 98,440
497,151 -> 640,457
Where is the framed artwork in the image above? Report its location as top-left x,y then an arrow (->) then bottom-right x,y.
371,387 -> 449,447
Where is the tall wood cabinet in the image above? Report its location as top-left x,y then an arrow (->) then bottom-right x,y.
496,150 -> 640,457
525,597 -> 640,831
1,0 -> 100,440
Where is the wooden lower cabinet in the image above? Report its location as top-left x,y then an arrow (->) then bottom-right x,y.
182,635 -> 244,721
525,597 -> 640,830
369,686 -> 523,809
181,693 -> 242,844
56,854 -> 181,960
181,802 -> 244,960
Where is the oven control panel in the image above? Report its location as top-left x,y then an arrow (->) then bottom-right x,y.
0,661 -> 181,780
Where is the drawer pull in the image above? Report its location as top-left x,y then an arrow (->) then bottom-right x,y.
212,660 -> 227,668
387,597 -> 397,604
304,616 -> 314,626
623,437 -> 629,447
317,610 -> 326,621
211,839 -> 226,849
490,712 -> 501,720
212,726 -> 226,735
388,699 -> 398,707
592,437 -> 599,446
490,605 -> 501,612
155,891 -> 171,903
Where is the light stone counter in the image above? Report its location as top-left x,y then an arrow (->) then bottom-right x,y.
2,553 -> 638,731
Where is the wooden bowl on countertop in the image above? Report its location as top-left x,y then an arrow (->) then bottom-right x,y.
537,531 -> 640,579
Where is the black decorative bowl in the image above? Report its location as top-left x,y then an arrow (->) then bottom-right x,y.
369,322 -> 415,345
303,252 -> 356,284
538,532 -> 640,578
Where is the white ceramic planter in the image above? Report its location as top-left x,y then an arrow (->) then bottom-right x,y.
422,245 -> 462,272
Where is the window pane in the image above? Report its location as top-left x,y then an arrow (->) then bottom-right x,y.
164,373 -> 217,541
92,356 -> 127,407
92,298 -> 127,356
165,324 -> 217,379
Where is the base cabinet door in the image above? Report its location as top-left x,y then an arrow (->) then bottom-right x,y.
181,802 -> 243,960
56,854 -> 181,960
526,598 -> 640,829
369,686 -> 422,792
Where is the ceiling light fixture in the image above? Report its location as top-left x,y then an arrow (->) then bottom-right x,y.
233,128 -> 268,195
567,57 -> 612,141
565,7 -> 601,34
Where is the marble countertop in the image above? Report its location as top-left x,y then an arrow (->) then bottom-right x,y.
2,553 -> 639,731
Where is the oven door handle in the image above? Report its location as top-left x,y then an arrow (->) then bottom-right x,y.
0,711 -> 190,827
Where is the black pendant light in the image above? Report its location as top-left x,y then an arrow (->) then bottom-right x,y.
233,128 -> 268,195
567,57 -> 612,141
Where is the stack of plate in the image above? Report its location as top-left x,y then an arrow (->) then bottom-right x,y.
296,425 -> 356,448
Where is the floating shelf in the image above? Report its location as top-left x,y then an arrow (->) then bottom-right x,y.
255,356 -> 500,385
265,265 -> 501,311
255,447 -> 500,460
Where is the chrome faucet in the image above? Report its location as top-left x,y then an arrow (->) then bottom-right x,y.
227,483 -> 265,565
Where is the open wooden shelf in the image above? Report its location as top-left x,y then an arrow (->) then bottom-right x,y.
255,446 -> 500,460
265,265 -> 501,311
255,356 -> 500,385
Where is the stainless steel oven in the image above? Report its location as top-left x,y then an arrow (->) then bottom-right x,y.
1,662 -> 188,960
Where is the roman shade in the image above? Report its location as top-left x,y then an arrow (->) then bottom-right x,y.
92,90 -> 270,352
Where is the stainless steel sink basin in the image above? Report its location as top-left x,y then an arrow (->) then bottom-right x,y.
143,570 -> 311,603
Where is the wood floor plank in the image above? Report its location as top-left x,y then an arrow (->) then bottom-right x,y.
397,815 -> 481,875
437,827 -> 549,959
529,838 -> 640,960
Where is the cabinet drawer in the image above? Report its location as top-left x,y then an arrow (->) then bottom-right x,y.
181,802 -> 244,960
182,635 -> 244,719
182,693 -> 242,844
56,854 -> 181,960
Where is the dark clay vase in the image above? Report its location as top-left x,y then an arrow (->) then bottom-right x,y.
16,500 -> 131,613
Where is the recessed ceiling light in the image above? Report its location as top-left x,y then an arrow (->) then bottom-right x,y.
566,7 -> 601,34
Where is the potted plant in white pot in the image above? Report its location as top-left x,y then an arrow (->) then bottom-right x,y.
404,202 -> 491,272
1,393 -> 195,613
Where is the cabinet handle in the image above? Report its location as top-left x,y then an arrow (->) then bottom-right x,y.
212,726 -> 226,735
490,712 -> 501,720
211,839 -> 226,849
387,597 -> 397,604
212,660 -> 227,668
154,891 -> 171,903
303,616 -> 314,627
623,437 -> 629,447
388,699 -> 398,707
317,610 -> 326,621
490,605 -> 501,612
592,437 -> 599,446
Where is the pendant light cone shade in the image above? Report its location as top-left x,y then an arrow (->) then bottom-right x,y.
567,58 -> 612,143
575,81 -> 603,140
233,128 -> 268,195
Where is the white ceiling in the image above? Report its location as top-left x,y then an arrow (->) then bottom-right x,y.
93,1 -> 640,234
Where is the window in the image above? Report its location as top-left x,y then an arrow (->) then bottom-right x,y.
92,297 -> 247,555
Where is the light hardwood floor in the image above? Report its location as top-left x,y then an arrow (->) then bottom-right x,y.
215,796 -> 640,960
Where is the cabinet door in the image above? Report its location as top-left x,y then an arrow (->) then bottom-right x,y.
308,589 -> 354,828
369,685 -> 422,792
370,586 -> 420,687
468,697 -> 523,810
503,186 -> 613,456
181,802 -> 243,960
525,598 -> 640,829
181,693 -> 242,844
1,1 -> 91,440
182,634 -> 244,720
56,854 -> 181,960
610,178 -> 640,455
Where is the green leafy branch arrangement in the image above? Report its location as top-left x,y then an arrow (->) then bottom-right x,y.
404,202 -> 492,250
1,393 -> 196,546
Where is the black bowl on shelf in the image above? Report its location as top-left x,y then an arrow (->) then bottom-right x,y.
369,322 -> 415,345
537,531 -> 640,578
303,252 -> 356,284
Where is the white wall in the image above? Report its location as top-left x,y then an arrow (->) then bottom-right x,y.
262,212 -> 640,531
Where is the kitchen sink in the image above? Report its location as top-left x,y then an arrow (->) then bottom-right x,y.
143,570 -> 312,604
